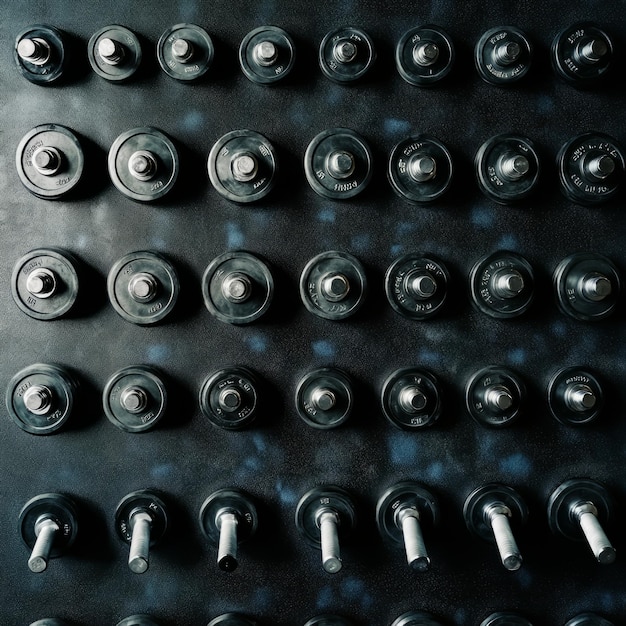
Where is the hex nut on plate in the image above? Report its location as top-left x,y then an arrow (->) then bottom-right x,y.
319,26 -> 376,83
15,24 -> 67,84
240,25 -> 296,84
108,127 -> 179,202
470,251 -> 534,319
396,25 -> 454,86
199,367 -> 261,430
157,23 -> 214,81
295,367 -> 354,429
553,252 -> 620,321
107,250 -> 180,325
465,366 -> 525,427
6,363 -> 77,435
385,254 -> 449,320
300,250 -> 367,320
12,248 -> 80,320
16,124 -> 84,199
381,368 -> 442,430
304,128 -> 373,200
202,251 -> 274,324
552,22 -> 614,87
88,25 -> 142,81
103,365 -> 168,432
475,26 -> 532,85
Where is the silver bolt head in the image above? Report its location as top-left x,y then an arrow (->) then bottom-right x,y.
128,150 -> 158,181
326,150 -> 355,180
18,37 -> 51,65
218,387 -> 243,412
486,385 -> 514,411
221,272 -> 252,303
588,154 -> 616,180
321,272 -> 350,302
581,274 -> 612,302
26,268 -> 57,298
128,272 -> 158,302
311,387 -> 337,411
399,386 -> 428,413
496,40 -> 521,64
253,40 -> 278,66
171,37 -> 194,62
493,270 -> 525,298
581,38 -> 608,63
333,39 -> 358,64
32,146 -> 63,176
23,385 -> 53,415
231,153 -> 258,182
413,41 -> 440,66
408,155 -> 437,183
565,384 -> 597,412
120,386 -> 149,414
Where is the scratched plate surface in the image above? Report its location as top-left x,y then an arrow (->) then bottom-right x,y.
1,1 -> 626,625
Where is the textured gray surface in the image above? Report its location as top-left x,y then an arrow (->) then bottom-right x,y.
1,1 -> 626,624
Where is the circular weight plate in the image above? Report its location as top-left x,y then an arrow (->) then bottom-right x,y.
480,612 -> 533,626
299,251 -> 367,320
465,366 -> 525,427
557,133 -> 624,206
15,124 -> 84,199
463,484 -> 528,543
15,24 -> 66,84
295,486 -> 356,548
6,363 -> 76,435
117,616 -> 161,626
470,251 -> 535,319
376,481 -> 438,544
475,26 -> 532,84
565,614 -> 614,626
304,128 -> 372,200
199,367 -> 260,430
12,248 -> 80,320
107,250 -> 180,325
388,135 -> 453,203
552,22 -> 613,86
396,25 -> 454,86
305,617 -> 353,626
319,26 -> 375,83
199,488 -> 258,545
547,367 -> 604,426
547,478 -> 612,542
553,252 -> 620,321
202,251 -> 274,324
88,25 -> 142,81
115,490 -> 168,546
103,366 -> 168,432
381,368 -> 442,430
295,367 -> 353,429
30,620 -> 71,626
208,614 -> 257,626
239,25 -> 296,84
208,129 -> 278,203
157,23 -> 214,81
108,127 -> 179,202
474,134 -> 540,203
391,612 -> 443,626
385,254 -> 449,320
19,493 -> 78,556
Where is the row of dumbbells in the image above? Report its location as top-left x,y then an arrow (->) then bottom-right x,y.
4,361 -> 608,435
16,480 -> 618,578
16,123 -> 625,205
24,612 -> 620,626
15,22 -> 615,88
11,248 -> 621,324
27,613 -> 621,626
